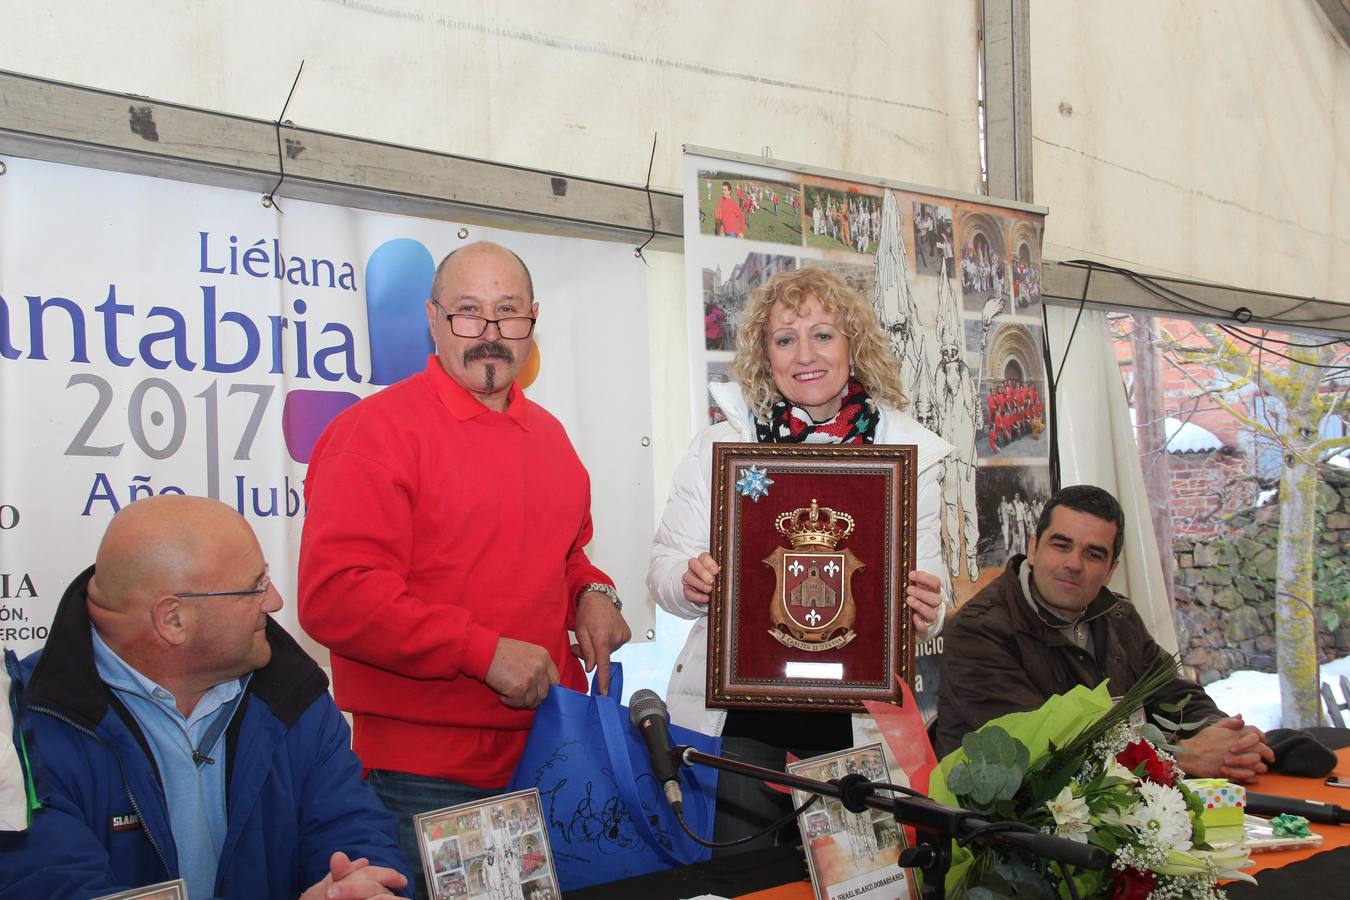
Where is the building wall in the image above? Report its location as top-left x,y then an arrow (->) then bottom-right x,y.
1113,317 -> 1253,538
1165,450 -> 1254,539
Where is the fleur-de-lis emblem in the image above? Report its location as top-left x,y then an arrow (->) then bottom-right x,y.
788,560 -> 804,576
823,560 -> 840,578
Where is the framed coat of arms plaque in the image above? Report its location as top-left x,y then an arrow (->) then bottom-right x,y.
707,442 -> 917,712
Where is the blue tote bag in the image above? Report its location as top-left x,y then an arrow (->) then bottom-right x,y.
505,664 -> 721,891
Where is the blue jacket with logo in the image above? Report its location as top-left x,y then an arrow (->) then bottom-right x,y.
0,566 -> 413,899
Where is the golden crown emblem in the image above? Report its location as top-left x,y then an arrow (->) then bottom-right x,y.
775,499 -> 855,551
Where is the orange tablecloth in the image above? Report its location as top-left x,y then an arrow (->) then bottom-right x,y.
738,747 -> 1350,899
1241,746 -> 1350,877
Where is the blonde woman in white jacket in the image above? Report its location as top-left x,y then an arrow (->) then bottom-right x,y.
647,267 -> 954,854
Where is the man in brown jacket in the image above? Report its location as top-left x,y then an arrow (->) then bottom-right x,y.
937,485 -> 1273,782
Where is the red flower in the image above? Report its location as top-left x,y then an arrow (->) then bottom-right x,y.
1116,739 -> 1179,787
1110,867 -> 1156,900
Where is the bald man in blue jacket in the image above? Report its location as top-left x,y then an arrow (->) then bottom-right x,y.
1,495 -> 411,899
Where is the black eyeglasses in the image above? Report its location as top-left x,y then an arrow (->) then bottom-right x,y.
175,568 -> 271,600
432,300 -> 535,340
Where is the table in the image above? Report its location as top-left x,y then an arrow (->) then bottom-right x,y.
566,741 -> 1350,899
1224,741 -> 1350,898
1233,745 -> 1350,879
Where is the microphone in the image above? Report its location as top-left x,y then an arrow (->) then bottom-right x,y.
629,689 -> 683,811
1245,792 -> 1349,825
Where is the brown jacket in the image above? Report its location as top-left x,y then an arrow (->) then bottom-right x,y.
935,556 -> 1222,757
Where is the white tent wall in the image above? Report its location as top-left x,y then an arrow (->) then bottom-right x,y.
0,2 -> 983,199
0,0 -> 984,484
0,2 -> 984,503
1045,306 -> 1179,653
0,2 -> 984,693
3,2 -> 1344,685
1031,0 -> 1350,304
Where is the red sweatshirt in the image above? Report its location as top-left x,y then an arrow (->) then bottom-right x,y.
716,196 -> 747,236
298,356 -> 611,788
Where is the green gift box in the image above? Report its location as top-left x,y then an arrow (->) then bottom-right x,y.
1184,778 -> 1247,829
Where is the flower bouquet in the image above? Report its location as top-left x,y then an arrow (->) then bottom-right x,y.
929,658 -> 1254,898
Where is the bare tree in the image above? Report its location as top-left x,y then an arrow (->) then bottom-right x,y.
1164,327 -> 1349,727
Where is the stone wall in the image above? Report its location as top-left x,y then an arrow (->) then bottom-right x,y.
1171,468 -> 1350,684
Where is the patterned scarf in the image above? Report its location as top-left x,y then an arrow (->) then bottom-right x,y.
754,378 -> 879,444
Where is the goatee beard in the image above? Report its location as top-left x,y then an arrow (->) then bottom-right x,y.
463,341 -> 513,396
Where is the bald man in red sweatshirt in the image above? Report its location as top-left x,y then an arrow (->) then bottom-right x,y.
299,242 -> 630,900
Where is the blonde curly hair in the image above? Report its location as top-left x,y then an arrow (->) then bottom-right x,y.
731,266 -> 909,420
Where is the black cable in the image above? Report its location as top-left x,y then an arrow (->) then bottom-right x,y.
674,793 -> 820,850
1059,259 -> 1350,328
1058,860 -> 1083,900
263,61 -> 306,213
634,132 -> 659,263
1061,260 -> 1234,319
1210,322 -> 1350,371
952,819 -> 1040,847
868,781 -> 926,799
1042,261 -> 1091,493
1128,272 -> 1232,318
1222,324 -> 1348,350
1051,267 -> 1090,395
1042,300 -> 1062,491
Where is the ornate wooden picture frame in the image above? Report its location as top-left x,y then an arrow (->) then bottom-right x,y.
707,442 -> 917,712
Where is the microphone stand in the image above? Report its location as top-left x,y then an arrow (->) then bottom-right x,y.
674,745 -> 1109,900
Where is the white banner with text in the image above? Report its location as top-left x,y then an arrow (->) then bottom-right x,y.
0,156 -> 653,661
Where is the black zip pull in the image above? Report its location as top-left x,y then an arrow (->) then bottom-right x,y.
192,749 -> 215,765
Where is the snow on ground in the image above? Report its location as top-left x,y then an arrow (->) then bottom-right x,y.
1205,655 -> 1350,731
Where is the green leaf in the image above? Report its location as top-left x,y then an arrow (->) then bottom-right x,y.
1089,828 -> 1119,853
950,727 -> 1032,807
1138,723 -> 1168,746
1065,869 -> 1105,899
966,888 -> 1004,900
988,856 -> 1057,899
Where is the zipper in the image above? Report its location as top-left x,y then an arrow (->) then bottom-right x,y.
28,703 -> 173,880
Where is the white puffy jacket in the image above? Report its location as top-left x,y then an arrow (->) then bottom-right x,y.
647,381 -> 955,737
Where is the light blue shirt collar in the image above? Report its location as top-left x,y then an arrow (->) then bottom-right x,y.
91,626 -> 243,727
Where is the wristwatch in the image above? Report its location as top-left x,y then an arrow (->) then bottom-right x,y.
579,582 -> 622,612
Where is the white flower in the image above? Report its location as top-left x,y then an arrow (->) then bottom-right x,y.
1045,786 -> 1092,843
1155,845 -> 1256,885
1103,754 -> 1138,785
1133,781 -> 1192,852
1095,806 -> 1141,830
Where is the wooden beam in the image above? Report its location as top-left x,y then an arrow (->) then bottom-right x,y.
0,69 -> 683,248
